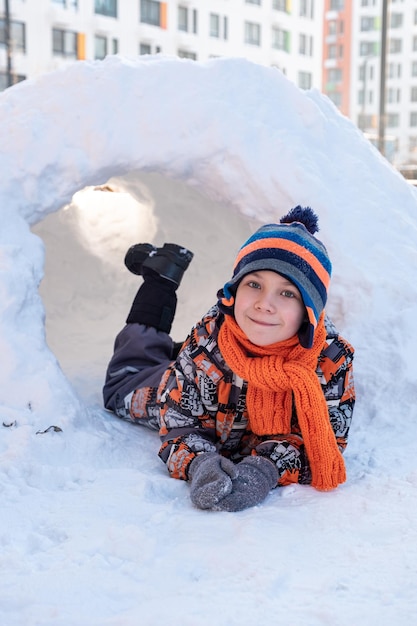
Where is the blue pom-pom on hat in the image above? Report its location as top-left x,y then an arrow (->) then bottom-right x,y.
217,206 -> 331,348
280,206 -> 319,234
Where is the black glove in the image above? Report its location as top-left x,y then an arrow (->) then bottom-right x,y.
189,453 -> 239,510
213,456 -> 278,512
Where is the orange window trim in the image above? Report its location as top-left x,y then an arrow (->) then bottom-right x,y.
77,33 -> 86,60
160,2 -> 167,29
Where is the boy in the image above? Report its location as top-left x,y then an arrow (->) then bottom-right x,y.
103,207 -> 355,511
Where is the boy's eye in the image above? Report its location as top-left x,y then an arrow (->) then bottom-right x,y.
281,290 -> 295,298
247,280 -> 261,289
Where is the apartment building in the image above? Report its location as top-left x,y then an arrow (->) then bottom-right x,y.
322,0 -> 352,118
0,0 -> 323,94
322,0 -> 417,166
7,1 -> 417,167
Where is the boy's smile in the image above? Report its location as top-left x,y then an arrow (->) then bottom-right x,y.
234,270 -> 306,347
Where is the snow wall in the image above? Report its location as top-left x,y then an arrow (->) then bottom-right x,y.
0,55 -> 417,430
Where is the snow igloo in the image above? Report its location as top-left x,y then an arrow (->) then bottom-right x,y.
1,55 -> 417,429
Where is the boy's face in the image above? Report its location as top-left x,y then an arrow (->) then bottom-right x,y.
234,270 -> 305,347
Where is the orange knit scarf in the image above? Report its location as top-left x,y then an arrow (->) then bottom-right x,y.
217,314 -> 346,491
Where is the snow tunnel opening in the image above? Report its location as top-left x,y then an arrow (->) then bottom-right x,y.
31,170 -> 261,406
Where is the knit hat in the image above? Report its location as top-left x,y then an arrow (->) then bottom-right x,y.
218,206 -> 332,349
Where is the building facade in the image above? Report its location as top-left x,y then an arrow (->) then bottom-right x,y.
0,0 -> 323,93
322,0 -> 417,166
3,0 -> 416,167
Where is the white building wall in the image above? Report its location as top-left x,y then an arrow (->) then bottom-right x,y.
1,0 -> 324,92
4,0 -> 417,166
350,0 -> 417,166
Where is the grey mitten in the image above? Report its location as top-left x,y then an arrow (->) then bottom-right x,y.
214,456 -> 278,512
189,453 -> 239,510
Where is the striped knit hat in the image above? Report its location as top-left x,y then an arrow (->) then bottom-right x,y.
218,206 -> 332,349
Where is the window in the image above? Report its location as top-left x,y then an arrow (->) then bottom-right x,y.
140,43 -> 151,54
94,0 -> 117,17
415,9 -> 417,25
390,13 -> 403,28
94,35 -> 107,59
387,113 -> 399,128
387,63 -> 400,79
411,87 -> 417,102
141,0 -> 161,26
0,19 -> 26,53
178,6 -> 197,33
299,0 -> 314,18
412,61 -> 417,77
360,41 -> 376,56
328,21 -> 337,36
328,68 -> 342,83
387,88 -> 400,103
389,39 -> 402,54
112,38 -> 118,54
0,71 -> 25,91
330,0 -> 344,8
178,49 -> 197,60
413,36 -> 417,52
299,33 -> 313,56
210,13 -> 220,38
411,112 -> 417,127
298,71 -> 312,89
244,21 -> 261,46
272,27 -> 289,52
178,6 -> 188,31
328,43 -> 344,59
357,113 -> 373,129
52,0 -> 78,7
273,0 -> 288,12
328,44 -> 337,59
358,84 -> 374,107
246,0 -> 261,4
360,63 -> 374,81
52,27 -> 77,57
210,13 -> 229,39
360,16 -> 375,31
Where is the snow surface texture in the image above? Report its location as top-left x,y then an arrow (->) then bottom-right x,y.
1,55 -> 417,625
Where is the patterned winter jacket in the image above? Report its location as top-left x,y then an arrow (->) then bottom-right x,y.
132,304 -> 355,487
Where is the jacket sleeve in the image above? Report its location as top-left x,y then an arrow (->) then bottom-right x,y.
157,308 -> 226,481
254,318 -> 355,487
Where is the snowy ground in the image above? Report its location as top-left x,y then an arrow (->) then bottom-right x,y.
1,56 -> 417,625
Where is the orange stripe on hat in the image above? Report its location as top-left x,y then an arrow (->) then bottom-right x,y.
234,236 -> 331,289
